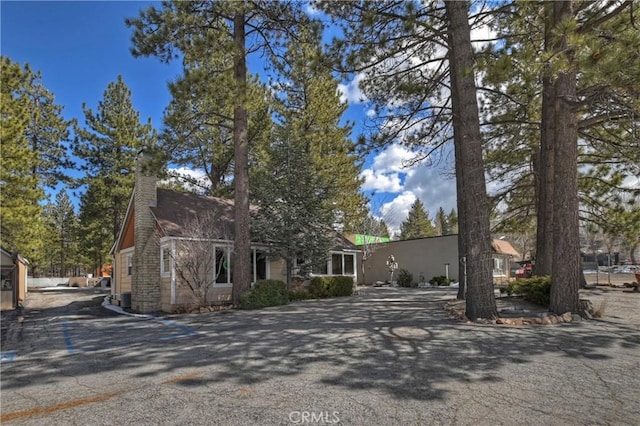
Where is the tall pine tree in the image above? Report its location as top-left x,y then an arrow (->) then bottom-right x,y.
43,190 -> 78,277
252,26 -> 361,288
399,199 -> 437,240
1,57 -> 72,273
73,76 -> 156,273
128,0 -> 312,305
320,0 -> 498,317
269,25 -> 367,232
0,57 -> 43,266
162,52 -> 272,196
435,207 -> 451,235
252,126 -> 335,289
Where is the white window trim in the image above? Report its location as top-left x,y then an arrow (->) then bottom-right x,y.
493,256 -> 507,277
343,252 -> 356,276
305,251 -> 358,278
160,245 -> 172,277
126,254 -> 133,276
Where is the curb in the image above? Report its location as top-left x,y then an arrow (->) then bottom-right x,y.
101,296 -> 155,319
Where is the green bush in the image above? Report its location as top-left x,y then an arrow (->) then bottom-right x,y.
397,269 -> 413,287
289,290 -> 313,301
309,276 -> 354,298
506,276 -> 551,306
428,275 -> 451,286
309,277 -> 330,298
332,276 -> 355,296
240,280 -> 289,309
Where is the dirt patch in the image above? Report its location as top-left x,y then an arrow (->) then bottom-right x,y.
445,296 -> 579,326
445,286 -> 640,327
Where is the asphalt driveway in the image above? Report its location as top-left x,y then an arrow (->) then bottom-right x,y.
1,287 -> 639,425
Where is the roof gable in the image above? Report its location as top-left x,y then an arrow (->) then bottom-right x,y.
491,239 -> 520,257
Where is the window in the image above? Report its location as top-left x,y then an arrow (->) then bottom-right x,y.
1,266 -> 15,290
344,254 -> 355,275
252,250 -> 267,283
215,246 -> 232,285
296,254 -> 358,277
493,257 -> 506,276
318,259 -> 329,275
126,255 -> 133,276
161,246 -> 171,276
332,253 -> 343,275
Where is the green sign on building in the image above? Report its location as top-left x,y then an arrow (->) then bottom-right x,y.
353,234 -> 390,246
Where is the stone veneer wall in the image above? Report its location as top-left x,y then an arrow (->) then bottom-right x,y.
132,152 -> 161,313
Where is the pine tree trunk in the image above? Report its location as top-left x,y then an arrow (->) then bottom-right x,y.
60,235 -> 65,278
232,12 -> 251,306
445,0 -> 497,319
550,0 -> 580,314
534,2 -> 555,277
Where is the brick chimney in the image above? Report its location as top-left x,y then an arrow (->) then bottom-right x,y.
131,150 -> 161,313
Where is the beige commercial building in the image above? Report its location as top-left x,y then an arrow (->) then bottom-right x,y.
359,235 -> 519,285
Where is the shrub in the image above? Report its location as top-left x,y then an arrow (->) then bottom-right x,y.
309,277 -> 330,298
397,269 -> 413,287
428,275 -> 451,286
332,276 -> 355,296
240,280 -> 289,309
309,276 -> 354,298
506,276 -> 551,306
289,290 -> 313,301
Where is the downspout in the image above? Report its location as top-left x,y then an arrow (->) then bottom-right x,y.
111,257 -> 116,298
170,239 -> 176,305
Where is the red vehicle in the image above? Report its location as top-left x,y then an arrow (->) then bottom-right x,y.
515,262 -> 533,279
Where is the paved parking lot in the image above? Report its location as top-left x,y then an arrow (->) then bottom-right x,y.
1,287 -> 639,425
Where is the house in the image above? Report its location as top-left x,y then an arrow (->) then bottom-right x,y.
490,238 -> 521,284
111,152 -> 360,313
359,235 -> 520,285
1,247 -> 29,311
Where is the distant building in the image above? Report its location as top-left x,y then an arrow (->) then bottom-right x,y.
1,247 -> 29,310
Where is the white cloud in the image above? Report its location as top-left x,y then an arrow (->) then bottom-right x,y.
403,165 -> 457,216
360,169 -> 403,193
371,144 -> 416,173
380,191 -> 417,235
337,73 -> 367,104
470,22 -> 496,50
361,142 -> 459,236
366,108 -> 377,119
359,144 -> 415,194
163,167 -> 211,193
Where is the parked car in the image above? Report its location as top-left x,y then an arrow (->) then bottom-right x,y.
515,262 -> 533,279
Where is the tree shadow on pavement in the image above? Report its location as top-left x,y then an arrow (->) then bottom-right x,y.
1,288 -> 639,405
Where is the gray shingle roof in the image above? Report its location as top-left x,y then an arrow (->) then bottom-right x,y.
151,188 -> 236,238
150,188 -> 359,252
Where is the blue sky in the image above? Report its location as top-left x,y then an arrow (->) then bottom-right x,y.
1,1 -> 458,234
